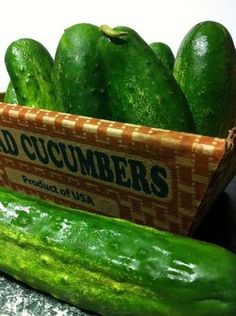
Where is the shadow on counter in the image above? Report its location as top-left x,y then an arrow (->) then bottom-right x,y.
193,175 -> 236,254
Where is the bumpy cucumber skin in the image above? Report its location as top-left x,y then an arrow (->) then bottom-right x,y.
98,26 -> 195,133
54,23 -> 111,119
149,42 -> 175,71
4,38 -> 63,111
3,82 -> 18,104
173,21 -> 236,138
0,188 -> 236,315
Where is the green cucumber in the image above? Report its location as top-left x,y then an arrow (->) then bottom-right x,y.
3,82 -> 18,104
173,20 -> 236,137
54,23 -> 111,119
0,186 -> 236,316
4,38 -> 63,111
98,25 -> 195,133
149,42 -> 175,71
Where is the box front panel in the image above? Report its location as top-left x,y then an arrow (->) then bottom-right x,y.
0,103 -> 226,234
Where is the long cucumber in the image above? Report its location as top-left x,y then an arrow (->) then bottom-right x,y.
0,187 -> 235,315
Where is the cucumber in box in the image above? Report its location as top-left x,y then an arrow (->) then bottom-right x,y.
54,23 -> 111,119
98,25 -> 195,132
173,20 -> 236,137
5,38 -> 63,111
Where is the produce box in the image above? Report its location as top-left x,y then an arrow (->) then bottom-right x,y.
0,96 -> 236,235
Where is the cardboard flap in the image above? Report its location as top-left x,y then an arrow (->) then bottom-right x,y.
0,102 -> 235,235
189,128 -> 236,233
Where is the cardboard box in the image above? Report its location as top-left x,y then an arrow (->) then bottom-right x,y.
0,97 -> 235,235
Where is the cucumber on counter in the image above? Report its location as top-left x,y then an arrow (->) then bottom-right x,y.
173,20 -> 236,137
54,23 -> 111,119
0,187 -> 236,316
5,38 -> 63,111
98,25 -> 195,133
149,42 -> 175,71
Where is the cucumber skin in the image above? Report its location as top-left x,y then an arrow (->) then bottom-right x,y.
98,26 -> 196,133
0,188 -> 236,315
4,38 -> 63,112
54,23 -> 111,119
173,21 -> 236,137
3,82 -> 18,104
149,42 -> 175,71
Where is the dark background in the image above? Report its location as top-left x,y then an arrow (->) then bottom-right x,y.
193,174 -> 236,253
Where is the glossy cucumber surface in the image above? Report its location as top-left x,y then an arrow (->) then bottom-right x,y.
173,20 -> 236,137
5,38 -> 63,111
3,82 -> 18,104
54,23 -> 111,119
149,42 -> 175,71
0,187 -> 236,315
98,25 -> 195,133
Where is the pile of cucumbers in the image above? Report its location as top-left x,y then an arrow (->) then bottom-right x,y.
1,21 -> 236,315
4,20 -> 236,137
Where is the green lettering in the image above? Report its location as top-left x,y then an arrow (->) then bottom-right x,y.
1,130 -> 18,156
75,148 -> 99,179
128,159 -> 151,194
58,143 -> 78,172
47,140 -> 63,168
30,137 -> 49,164
111,155 -> 130,188
87,196 -> 95,205
21,134 -> 36,160
0,138 -> 7,153
79,194 -> 86,202
151,165 -> 169,198
94,151 -> 114,182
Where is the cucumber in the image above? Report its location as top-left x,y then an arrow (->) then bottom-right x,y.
3,82 -> 18,104
173,20 -> 236,137
54,23 -> 111,119
4,38 -> 63,111
98,25 -> 195,133
0,186 -> 236,316
149,42 -> 175,71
